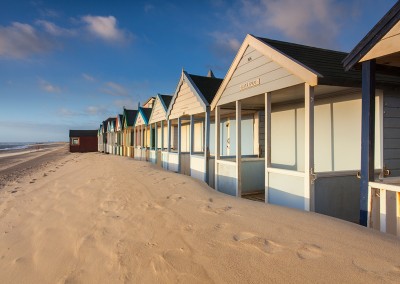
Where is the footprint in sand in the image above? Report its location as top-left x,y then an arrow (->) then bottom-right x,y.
10,190 -> 17,194
233,232 -> 283,255
166,194 -> 185,202
296,244 -> 322,260
43,173 -> 48,177
201,204 -> 232,215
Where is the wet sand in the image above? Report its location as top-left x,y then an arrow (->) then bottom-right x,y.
0,143 -> 68,188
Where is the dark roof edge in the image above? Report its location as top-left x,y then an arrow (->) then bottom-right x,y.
343,2 -> 400,70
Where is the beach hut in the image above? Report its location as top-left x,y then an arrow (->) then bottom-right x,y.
211,34 -> 400,223
343,1 -> 400,234
115,114 -> 123,155
147,94 -> 173,166
166,70 -> 222,186
107,118 -> 117,155
122,108 -> 137,157
102,117 -> 115,154
133,107 -> 153,161
69,130 -> 98,153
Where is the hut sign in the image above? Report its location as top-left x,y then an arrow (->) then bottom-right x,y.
240,78 -> 260,91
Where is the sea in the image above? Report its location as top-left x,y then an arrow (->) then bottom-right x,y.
0,142 -> 38,151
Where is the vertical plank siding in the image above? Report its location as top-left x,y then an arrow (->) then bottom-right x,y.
384,90 -> 400,176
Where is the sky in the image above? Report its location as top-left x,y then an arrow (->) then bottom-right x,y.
0,0 -> 397,142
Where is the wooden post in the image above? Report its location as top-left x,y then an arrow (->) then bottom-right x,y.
167,119 -> 171,170
236,100 -> 242,198
155,123 -> 158,150
205,107 -> 210,184
215,106 -> 221,191
161,120 -> 164,151
154,122 -> 158,163
178,117 -> 182,173
150,124 -> 153,150
167,120 -> 171,152
380,189 -> 387,233
265,92 -> 271,203
190,115 -> 194,155
361,60 -> 376,227
304,84 -> 315,211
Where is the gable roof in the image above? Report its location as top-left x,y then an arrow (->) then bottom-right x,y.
343,1 -> 400,71
188,74 -> 223,104
211,34 -> 400,110
134,107 -> 152,126
167,70 -> 223,117
69,130 -> 98,137
148,94 -> 173,124
257,37 -> 362,86
123,109 -> 137,127
160,94 -> 173,109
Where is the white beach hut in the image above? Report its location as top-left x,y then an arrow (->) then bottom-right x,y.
211,34 -> 400,222
148,94 -> 173,166
165,70 -> 222,186
134,107 -> 153,161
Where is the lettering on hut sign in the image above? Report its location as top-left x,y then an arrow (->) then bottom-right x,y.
240,78 -> 260,91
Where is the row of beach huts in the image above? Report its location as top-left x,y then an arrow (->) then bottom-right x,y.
71,2 -> 400,236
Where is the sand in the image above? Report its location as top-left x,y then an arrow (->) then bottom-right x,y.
0,150 -> 399,283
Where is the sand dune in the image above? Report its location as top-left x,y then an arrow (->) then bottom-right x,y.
0,151 -> 399,283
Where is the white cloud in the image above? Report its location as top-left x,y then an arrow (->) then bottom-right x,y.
39,79 -> 61,93
210,0 -> 354,51
82,73 -> 95,82
0,22 -> 53,58
101,81 -> 129,97
259,0 -> 342,47
81,15 -> 132,43
36,20 -> 76,36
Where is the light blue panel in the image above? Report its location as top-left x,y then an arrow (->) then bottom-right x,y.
161,151 -> 168,169
268,172 -> 305,210
242,160 -> 265,193
168,152 -> 179,172
149,150 -> 156,164
217,162 -> 236,196
190,155 -> 205,181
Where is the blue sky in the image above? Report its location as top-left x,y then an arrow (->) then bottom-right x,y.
0,0 -> 397,142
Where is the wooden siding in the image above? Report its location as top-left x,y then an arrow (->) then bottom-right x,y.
361,21 -> 400,62
217,46 -> 303,106
383,90 -> 400,177
135,112 -> 146,126
149,97 -> 167,124
169,81 -> 205,119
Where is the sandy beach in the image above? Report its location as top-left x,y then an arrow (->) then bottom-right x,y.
0,150 -> 399,283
